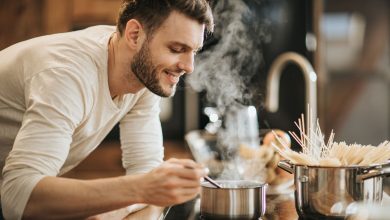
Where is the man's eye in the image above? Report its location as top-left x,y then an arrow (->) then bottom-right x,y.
170,47 -> 182,53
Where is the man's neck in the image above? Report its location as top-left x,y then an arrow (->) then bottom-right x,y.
107,32 -> 144,99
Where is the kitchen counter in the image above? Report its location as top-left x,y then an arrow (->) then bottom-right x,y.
135,193 -> 301,220
121,193 -> 299,220
263,194 -> 299,220
122,191 -> 390,219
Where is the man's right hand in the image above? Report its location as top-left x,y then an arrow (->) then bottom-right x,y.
135,158 -> 207,206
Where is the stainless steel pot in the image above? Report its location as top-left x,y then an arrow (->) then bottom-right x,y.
278,160 -> 390,219
200,180 -> 267,220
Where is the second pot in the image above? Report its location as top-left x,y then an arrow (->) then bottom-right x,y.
278,160 -> 390,219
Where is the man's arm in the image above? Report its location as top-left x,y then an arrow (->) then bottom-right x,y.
2,69 -> 204,219
1,68 -> 87,219
120,90 -> 164,175
23,158 -> 206,219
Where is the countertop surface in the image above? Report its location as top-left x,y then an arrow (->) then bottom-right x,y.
123,193 -> 300,220
161,193 -> 299,220
122,185 -> 390,220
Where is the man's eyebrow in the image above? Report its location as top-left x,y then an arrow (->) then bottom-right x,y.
169,41 -> 203,52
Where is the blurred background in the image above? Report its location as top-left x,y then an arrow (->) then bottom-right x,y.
0,0 -> 389,179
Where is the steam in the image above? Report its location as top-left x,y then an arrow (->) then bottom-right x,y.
186,0 -> 272,181
187,0 -> 270,112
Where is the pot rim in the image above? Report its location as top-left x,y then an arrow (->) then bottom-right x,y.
201,180 -> 267,189
283,160 -> 390,169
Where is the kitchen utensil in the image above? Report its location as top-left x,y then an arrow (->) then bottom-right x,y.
200,180 -> 267,220
183,165 -> 222,188
278,160 -> 390,219
204,176 -> 222,188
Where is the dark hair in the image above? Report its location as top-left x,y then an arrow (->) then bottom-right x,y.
117,0 -> 214,37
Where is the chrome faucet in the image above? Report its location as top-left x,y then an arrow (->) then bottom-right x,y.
265,52 -> 317,142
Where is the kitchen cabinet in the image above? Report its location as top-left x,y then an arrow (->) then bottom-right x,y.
0,0 -> 121,50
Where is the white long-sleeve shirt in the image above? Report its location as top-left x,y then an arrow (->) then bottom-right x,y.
0,25 -> 163,219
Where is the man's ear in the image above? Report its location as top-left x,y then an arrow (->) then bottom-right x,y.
124,19 -> 145,49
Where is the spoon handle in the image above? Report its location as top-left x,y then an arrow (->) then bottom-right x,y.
183,165 -> 222,188
204,176 -> 222,188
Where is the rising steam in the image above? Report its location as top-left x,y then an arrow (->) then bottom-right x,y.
187,0 -> 270,112
186,0 -> 272,180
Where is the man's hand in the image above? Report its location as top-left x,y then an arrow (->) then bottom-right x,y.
136,158 -> 207,206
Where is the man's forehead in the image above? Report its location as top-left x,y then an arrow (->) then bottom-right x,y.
154,11 -> 205,49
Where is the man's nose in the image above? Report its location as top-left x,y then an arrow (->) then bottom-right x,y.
178,53 -> 194,74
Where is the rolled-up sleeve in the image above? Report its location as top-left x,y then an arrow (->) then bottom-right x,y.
120,90 -> 164,175
1,68 -> 86,219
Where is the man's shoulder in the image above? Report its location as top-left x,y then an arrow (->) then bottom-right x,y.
82,25 -> 116,33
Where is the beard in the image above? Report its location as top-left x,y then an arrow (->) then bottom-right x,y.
131,41 -> 176,97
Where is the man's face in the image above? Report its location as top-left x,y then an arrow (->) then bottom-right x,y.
131,11 -> 205,97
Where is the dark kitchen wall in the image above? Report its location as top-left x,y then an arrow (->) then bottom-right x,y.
259,0 -> 314,145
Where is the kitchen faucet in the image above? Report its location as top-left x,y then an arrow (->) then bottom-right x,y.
265,52 -> 317,144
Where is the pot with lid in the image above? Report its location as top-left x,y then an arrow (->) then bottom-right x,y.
278,160 -> 390,219
200,180 -> 267,220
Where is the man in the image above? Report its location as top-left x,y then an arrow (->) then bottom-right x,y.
0,0 -> 214,219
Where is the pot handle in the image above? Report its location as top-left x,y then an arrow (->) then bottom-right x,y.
277,160 -> 294,174
357,167 -> 390,182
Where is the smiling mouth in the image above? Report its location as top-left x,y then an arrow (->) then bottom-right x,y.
164,70 -> 182,84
